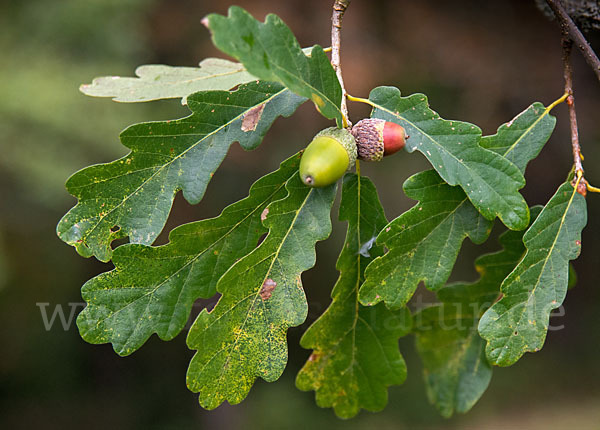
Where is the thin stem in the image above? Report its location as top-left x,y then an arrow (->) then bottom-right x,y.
545,0 -> 600,83
355,159 -> 361,176
562,37 -> 584,175
547,92 -> 569,111
586,183 -> 600,193
347,93 -> 376,108
332,0 -> 351,128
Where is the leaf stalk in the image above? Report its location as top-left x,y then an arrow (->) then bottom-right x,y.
346,94 -> 376,108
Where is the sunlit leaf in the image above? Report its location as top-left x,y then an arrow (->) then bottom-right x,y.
78,47 -> 318,105
80,58 -> 255,104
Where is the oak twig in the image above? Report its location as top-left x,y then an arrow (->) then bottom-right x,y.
562,37 -> 585,177
545,0 -> 600,83
331,0 -> 351,127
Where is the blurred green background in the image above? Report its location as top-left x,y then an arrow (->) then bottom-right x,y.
1,0 -> 600,428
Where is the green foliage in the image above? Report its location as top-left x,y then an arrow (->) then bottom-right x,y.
360,170 -> 492,309
481,102 -> 557,173
438,209 -> 543,306
77,46 -> 316,105
479,182 -> 587,366
365,87 -> 529,230
414,207 -> 541,418
58,5 -> 591,421
76,154 -> 302,355
205,6 -> 343,125
361,101 -> 557,309
296,174 -> 411,418
414,306 -> 492,419
186,173 -> 336,409
57,81 -> 305,261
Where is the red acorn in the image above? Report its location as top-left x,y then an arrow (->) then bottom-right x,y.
351,118 -> 408,161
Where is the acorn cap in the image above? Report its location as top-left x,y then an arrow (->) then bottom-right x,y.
352,118 -> 385,161
351,118 -> 407,161
313,126 -> 357,167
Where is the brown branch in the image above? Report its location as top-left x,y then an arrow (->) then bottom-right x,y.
562,37 -> 585,177
545,0 -> 600,83
331,0 -> 351,127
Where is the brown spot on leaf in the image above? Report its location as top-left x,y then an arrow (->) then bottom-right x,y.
260,279 -> 277,300
241,103 -> 266,132
261,208 -> 269,222
308,353 -> 319,362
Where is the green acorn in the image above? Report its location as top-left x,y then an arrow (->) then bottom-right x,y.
351,118 -> 407,161
299,127 -> 357,187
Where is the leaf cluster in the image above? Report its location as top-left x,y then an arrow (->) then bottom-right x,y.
59,6 -> 588,420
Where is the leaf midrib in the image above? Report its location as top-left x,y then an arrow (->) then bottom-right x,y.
372,99 -> 521,220
502,103 -> 552,161
206,187 -> 315,391
493,185 -> 578,354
